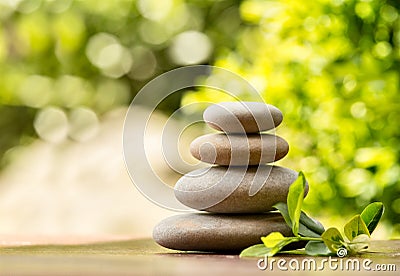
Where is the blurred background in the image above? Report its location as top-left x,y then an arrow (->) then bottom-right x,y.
0,0 -> 399,240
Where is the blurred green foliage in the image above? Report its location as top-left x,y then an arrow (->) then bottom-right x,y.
0,0 -> 239,153
184,0 -> 400,236
0,0 -> 399,236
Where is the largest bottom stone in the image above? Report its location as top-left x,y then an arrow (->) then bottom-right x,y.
153,213 -> 291,252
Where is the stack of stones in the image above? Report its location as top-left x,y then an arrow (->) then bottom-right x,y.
153,102 -> 308,252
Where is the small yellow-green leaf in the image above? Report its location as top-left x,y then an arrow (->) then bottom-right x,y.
361,202 -> 384,235
321,227 -> 345,253
261,232 -> 285,247
240,244 -> 271,258
265,237 -> 301,257
344,215 -> 370,241
287,171 -> 306,236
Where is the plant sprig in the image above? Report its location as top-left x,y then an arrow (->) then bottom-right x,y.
240,172 -> 385,258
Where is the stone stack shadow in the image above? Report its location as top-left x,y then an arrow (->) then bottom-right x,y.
153,102 -> 308,252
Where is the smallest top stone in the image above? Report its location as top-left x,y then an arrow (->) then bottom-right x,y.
203,102 -> 283,133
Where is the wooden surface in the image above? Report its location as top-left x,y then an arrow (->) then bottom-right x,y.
0,237 -> 399,275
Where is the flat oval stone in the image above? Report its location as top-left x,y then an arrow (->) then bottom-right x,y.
174,165 -> 307,213
153,213 -> 292,252
190,133 -> 289,165
203,102 -> 283,133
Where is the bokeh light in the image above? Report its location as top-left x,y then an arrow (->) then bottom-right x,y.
169,31 -> 212,65
86,33 -> 132,78
68,107 -> 99,142
129,46 -> 157,80
17,75 -> 52,108
137,0 -> 172,22
33,107 -> 68,143
55,75 -> 91,108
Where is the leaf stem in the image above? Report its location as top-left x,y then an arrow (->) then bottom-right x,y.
299,237 -> 323,242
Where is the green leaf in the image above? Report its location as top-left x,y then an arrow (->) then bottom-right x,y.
274,202 -> 292,227
300,211 -> 325,235
260,232 -> 301,256
261,232 -> 286,247
298,223 -> 322,238
240,244 -> 271,258
305,241 -> 333,256
287,171 -> 306,236
321,227 -> 345,253
360,202 -> 384,235
265,237 -> 301,257
344,215 -> 370,241
347,234 -> 370,254
273,203 -> 323,238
